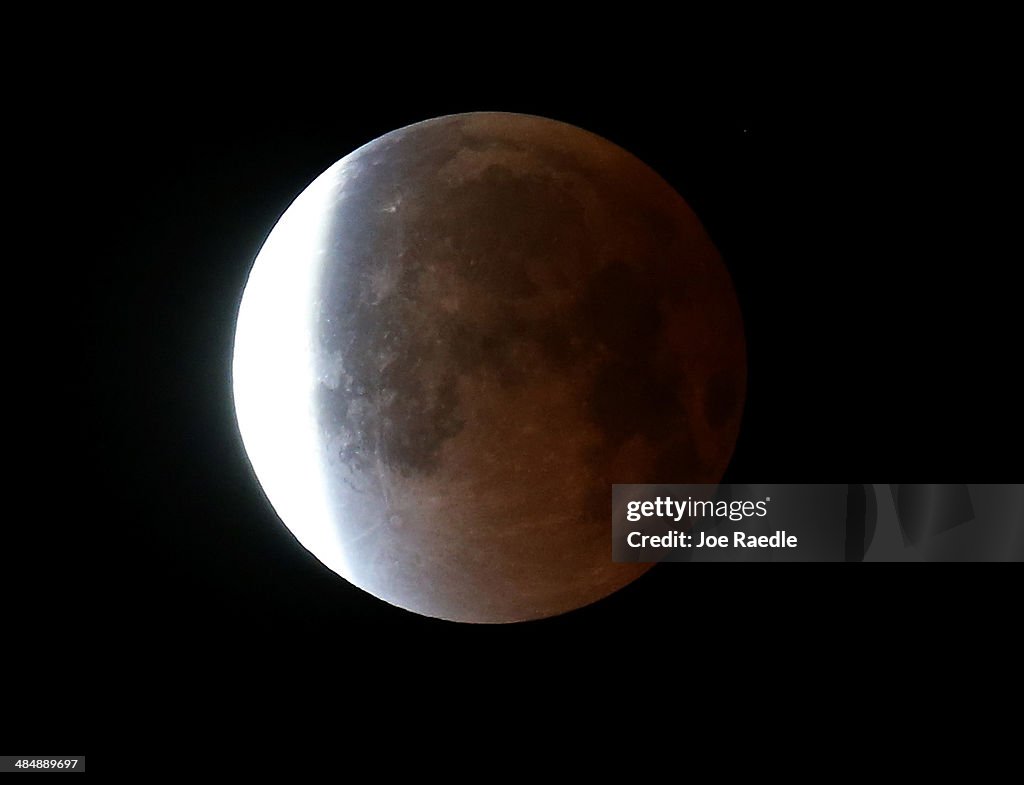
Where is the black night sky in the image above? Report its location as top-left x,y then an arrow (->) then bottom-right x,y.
37,53 -> 1022,754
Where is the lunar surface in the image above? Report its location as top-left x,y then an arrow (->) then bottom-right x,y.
233,113 -> 746,623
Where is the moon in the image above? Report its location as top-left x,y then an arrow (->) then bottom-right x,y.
233,113 -> 746,623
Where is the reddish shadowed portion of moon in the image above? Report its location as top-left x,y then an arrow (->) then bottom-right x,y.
233,113 -> 745,623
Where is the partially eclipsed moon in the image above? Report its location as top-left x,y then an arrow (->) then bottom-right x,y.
233,113 -> 746,623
